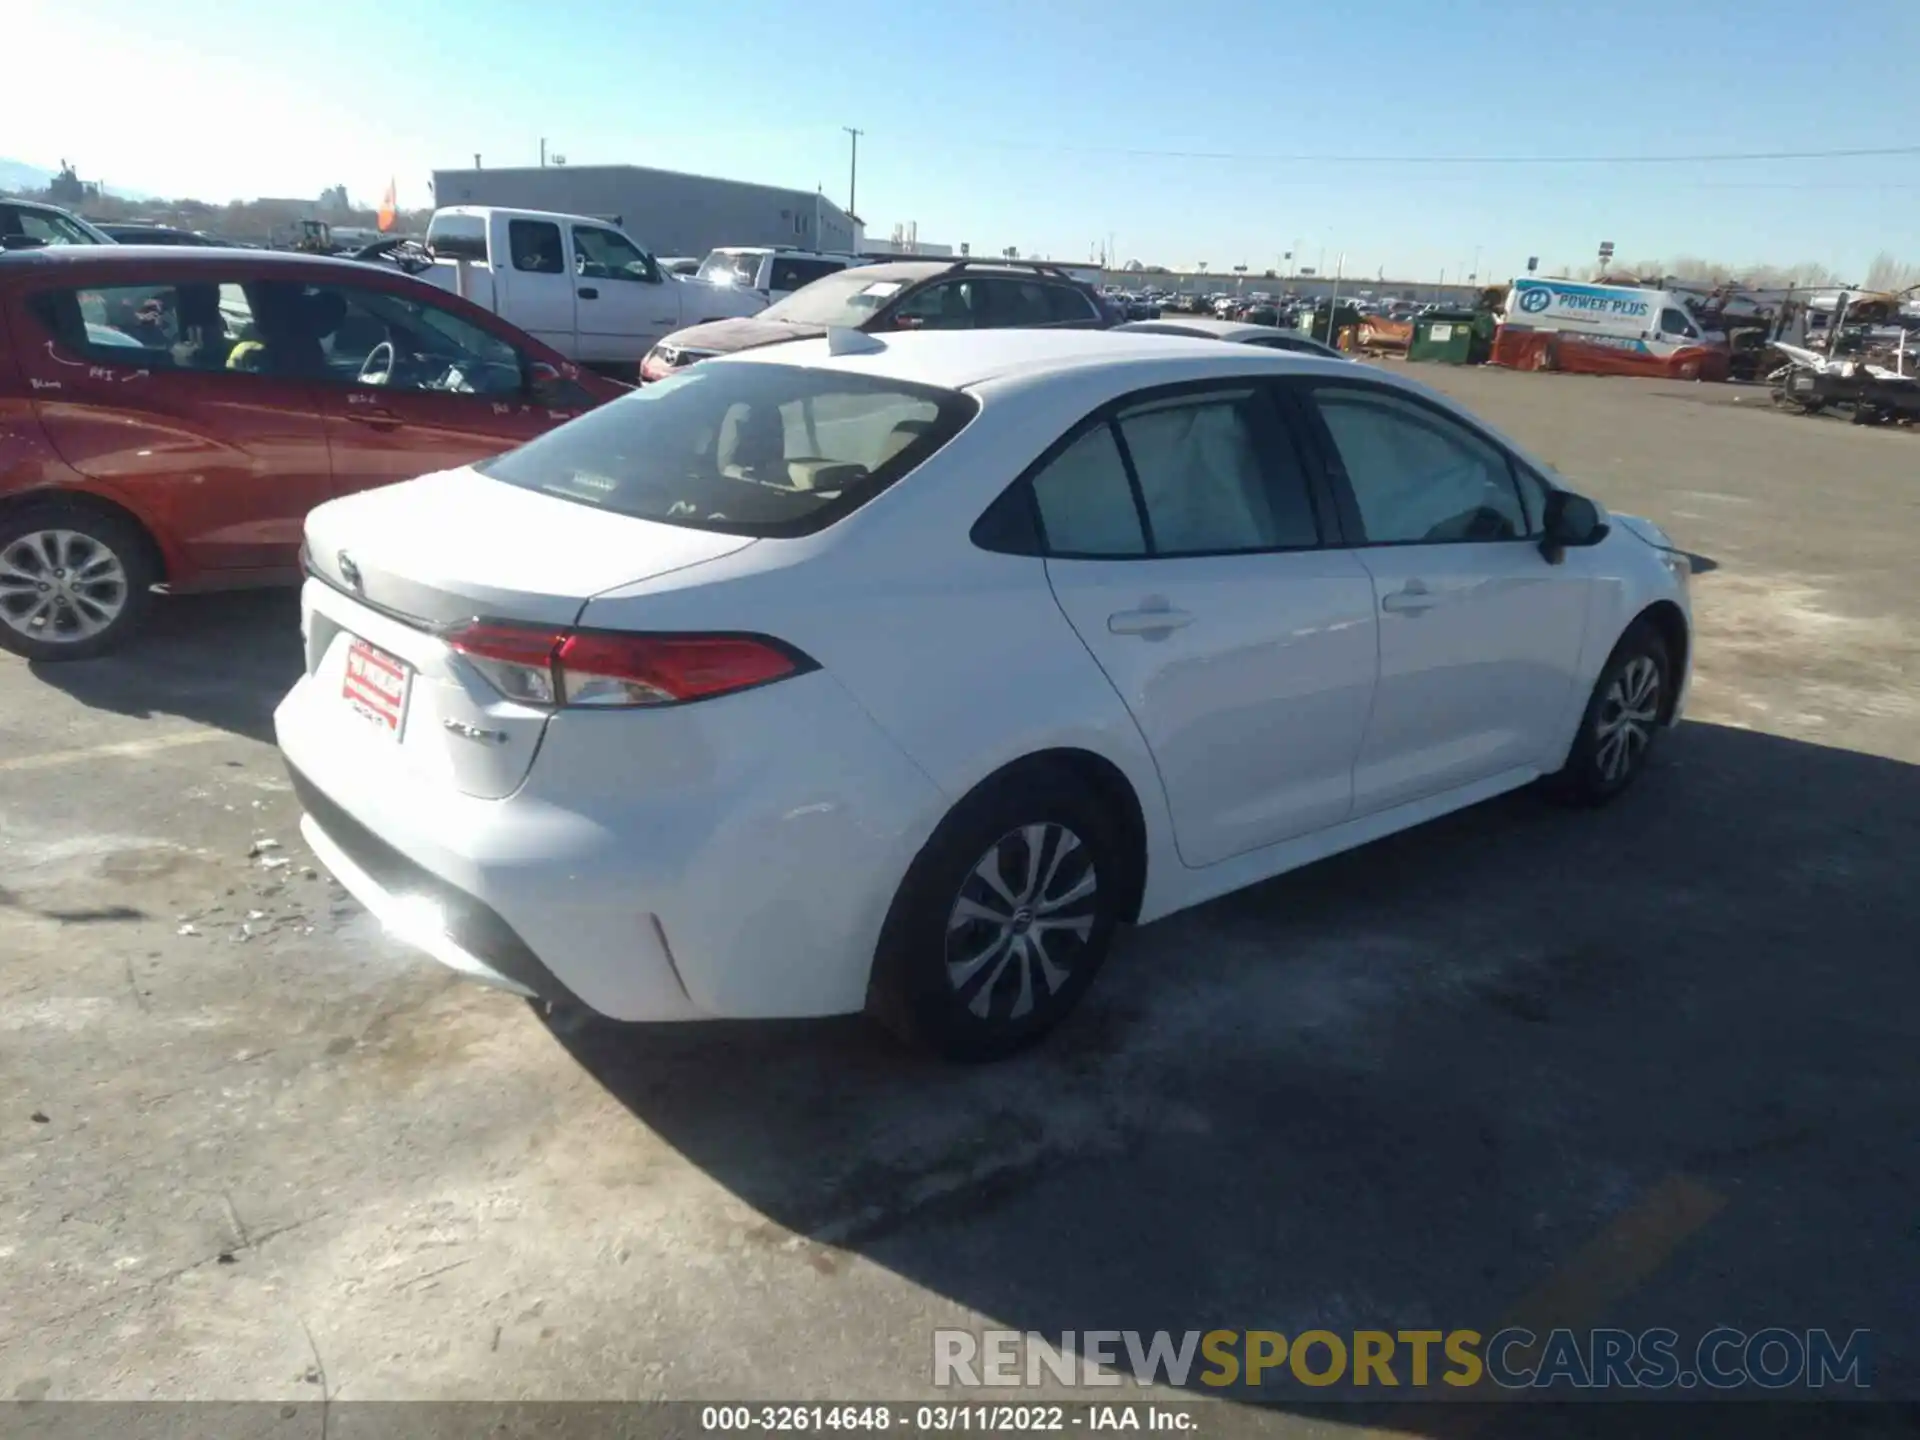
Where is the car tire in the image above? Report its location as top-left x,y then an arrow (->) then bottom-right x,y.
0,504 -> 157,661
868,769 -> 1124,1062
1541,622 -> 1671,807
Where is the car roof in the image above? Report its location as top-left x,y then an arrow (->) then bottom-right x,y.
0,245 -> 390,276
716,327 -> 1356,392
1115,317 -> 1272,342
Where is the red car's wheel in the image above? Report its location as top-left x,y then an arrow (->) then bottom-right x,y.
0,503 -> 158,661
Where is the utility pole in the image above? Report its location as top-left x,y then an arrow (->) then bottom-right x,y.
843,127 -> 864,218
540,138 -> 547,168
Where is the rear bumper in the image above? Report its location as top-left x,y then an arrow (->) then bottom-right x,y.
288,764 -> 585,1009
274,666 -> 949,1023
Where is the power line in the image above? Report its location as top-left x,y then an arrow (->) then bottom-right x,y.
952,139 -> 1920,166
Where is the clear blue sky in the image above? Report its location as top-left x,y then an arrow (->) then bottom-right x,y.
15,0 -> 1920,280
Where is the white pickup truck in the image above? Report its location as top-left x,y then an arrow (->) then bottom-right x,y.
415,206 -> 765,381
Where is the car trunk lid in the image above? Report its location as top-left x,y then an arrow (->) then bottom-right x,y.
298,467 -> 754,799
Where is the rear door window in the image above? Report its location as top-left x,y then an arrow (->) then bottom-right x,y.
890,281 -> 979,330
477,365 -> 977,536
27,280 -> 262,371
1116,389 -> 1319,554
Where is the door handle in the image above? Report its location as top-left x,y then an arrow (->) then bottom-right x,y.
577,287 -> 599,300
1108,606 -> 1194,636
1380,583 -> 1439,614
344,405 -> 402,429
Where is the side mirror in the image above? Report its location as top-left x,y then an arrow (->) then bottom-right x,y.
1539,490 -> 1609,564
1,235 -> 48,251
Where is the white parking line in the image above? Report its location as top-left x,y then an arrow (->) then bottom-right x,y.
0,730 -> 231,773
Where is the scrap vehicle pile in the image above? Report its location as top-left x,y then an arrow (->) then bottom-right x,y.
1767,289 -> 1920,426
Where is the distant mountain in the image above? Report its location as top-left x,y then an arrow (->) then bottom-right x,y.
0,158 -> 154,201
0,158 -> 55,193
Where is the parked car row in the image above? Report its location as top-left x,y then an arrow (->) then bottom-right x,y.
2,226 -> 1695,1062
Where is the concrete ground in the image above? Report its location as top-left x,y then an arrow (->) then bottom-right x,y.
4,367 -> 1918,1430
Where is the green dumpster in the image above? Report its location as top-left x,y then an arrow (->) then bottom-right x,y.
1408,311 -> 1489,364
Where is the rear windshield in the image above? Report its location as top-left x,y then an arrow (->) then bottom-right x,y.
695,250 -> 763,288
476,363 -> 978,538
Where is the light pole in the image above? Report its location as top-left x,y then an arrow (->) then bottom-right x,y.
843,127 -> 864,218
1470,244 -> 1482,289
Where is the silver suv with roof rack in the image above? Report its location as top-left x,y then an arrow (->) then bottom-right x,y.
641,257 -> 1114,381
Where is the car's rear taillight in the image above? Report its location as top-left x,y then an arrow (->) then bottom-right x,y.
446,622 -> 812,709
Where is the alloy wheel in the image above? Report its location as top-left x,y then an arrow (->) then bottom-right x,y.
1595,655 -> 1661,783
0,530 -> 131,645
945,823 -> 1099,1022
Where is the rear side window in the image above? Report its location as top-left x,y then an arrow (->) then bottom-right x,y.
769,257 -> 844,292
28,280 -> 260,371
1044,285 -> 1098,323
1031,425 -> 1146,557
508,220 -> 564,274
477,364 -> 977,537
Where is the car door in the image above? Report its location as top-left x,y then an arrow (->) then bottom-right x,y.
1033,381 -> 1379,868
12,271 -> 332,576
275,278 -> 587,497
1289,379 -> 1592,815
570,222 -> 679,360
498,216 -> 578,356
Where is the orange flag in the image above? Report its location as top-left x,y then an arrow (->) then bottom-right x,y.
377,178 -> 397,233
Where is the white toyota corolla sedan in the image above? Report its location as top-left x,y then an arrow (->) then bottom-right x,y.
275,328 -> 1691,1060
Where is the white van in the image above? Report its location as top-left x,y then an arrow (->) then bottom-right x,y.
1503,277 -> 1724,359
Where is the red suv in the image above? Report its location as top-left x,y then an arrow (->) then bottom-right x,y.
0,246 -> 625,659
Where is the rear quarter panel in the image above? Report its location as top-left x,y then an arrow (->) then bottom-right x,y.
576,372 -> 1193,918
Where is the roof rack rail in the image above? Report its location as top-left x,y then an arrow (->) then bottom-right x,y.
940,257 -> 1083,281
